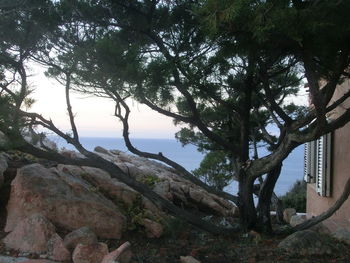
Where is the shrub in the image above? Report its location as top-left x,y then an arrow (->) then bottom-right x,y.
280,180 -> 306,213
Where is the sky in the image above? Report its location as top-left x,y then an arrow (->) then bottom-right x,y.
29,66 -> 179,139
28,65 -> 309,139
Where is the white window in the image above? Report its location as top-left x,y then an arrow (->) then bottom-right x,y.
304,133 -> 332,197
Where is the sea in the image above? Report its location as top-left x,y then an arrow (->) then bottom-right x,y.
51,136 -> 304,196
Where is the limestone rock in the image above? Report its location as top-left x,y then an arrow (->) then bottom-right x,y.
283,208 -> 296,223
72,243 -> 108,263
5,164 -> 126,239
278,230 -> 332,255
3,214 -> 56,254
180,256 -> 201,263
101,242 -> 132,263
332,228 -> 350,245
289,214 -> 306,227
63,226 -> 98,251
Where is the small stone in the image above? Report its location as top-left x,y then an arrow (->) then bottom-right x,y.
63,226 -> 98,251
47,233 -> 71,261
141,219 -> 163,238
283,208 -> 296,223
72,242 -> 108,263
101,242 -> 132,263
180,255 -> 201,263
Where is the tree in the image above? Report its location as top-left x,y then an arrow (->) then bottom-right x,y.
1,0 -> 350,235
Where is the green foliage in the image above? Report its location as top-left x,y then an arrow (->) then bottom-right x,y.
280,180 -> 306,213
193,151 -> 234,190
140,175 -> 161,188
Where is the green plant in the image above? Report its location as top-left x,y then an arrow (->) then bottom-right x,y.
280,180 -> 306,213
140,175 -> 161,188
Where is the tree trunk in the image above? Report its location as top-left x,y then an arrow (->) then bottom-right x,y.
238,169 -> 257,231
256,162 -> 283,234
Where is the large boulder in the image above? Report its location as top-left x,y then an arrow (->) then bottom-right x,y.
5,164 -> 126,239
278,230 -> 333,255
2,213 -> 70,262
93,147 -> 237,217
3,214 -> 56,253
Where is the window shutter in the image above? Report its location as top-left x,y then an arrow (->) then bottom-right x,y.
304,142 -> 311,182
315,134 -> 332,197
304,141 -> 316,183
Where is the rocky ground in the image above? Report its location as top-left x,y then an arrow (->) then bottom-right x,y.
0,148 -> 350,263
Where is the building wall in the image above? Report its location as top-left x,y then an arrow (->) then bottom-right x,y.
306,80 -> 350,225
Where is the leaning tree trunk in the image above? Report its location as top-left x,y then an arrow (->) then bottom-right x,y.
238,169 -> 257,231
256,162 -> 283,234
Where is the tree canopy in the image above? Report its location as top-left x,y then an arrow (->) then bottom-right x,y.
1,0 -> 350,234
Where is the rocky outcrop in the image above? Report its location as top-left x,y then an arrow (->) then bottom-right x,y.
5,164 -> 126,239
3,146 -> 237,247
278,230 -> 333,255
92,147 -> 237,217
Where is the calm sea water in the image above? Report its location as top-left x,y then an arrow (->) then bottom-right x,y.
52,136 -> 304,196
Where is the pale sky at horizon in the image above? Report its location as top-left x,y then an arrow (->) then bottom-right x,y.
28,65 -> 308,140
29,66 -> 180,139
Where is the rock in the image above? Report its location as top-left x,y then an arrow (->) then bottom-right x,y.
310,222 -> 331,234
141,219 -> 164,238
80,166 -> 139,207
0,256 -> 59,263
180,256 -> 201,263
63,226 -> 98,252
5,164 -> 126,239
101,242 -> 133,263
19,260 -> 59,263
283,208 -> 296,223
47,233 -> 71,261
72,243 -> 108,263
94,146 -> 112,156
0,153 -> 8,187
0,255 -> 32,263
278,230 -> 332,255
332,228 -> 350,245
289,214 -> 306,227
3,214 -> 56,254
